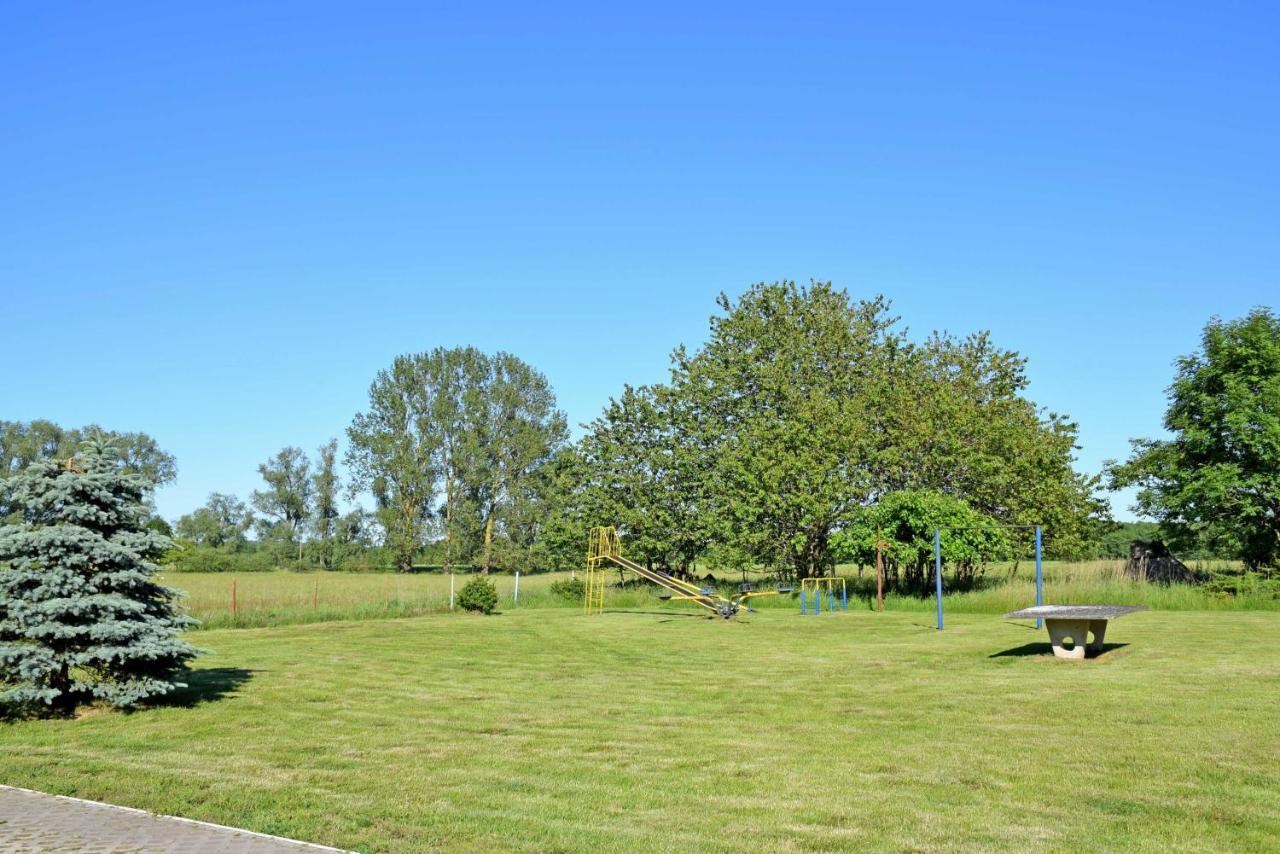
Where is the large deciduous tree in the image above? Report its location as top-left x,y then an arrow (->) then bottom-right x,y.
578,384 -> 709,573
311,439 -> 341,568
879,331 -> 1104,557
1110,308 -> 1280,569
673,282 -> 904,578
251,447 -> 313,558
347,348 -> 567,573
577,281 -> 1103,576
347,355 -> 442,571
174,492 -> 254,550
832,490 -> 1013,592
1,421 -> 176,519
463,352 -> 569,572
0,439 -> 198,717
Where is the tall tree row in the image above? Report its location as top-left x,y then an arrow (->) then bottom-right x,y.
346,347 -> 568,572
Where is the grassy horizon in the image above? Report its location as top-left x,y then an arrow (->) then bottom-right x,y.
163,561 -> 1279,631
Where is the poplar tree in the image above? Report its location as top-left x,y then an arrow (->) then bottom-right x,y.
0,439 -> 198,717
311,439 -> 341,568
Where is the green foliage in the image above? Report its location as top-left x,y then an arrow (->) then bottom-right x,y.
547,577 -> 585,601
164,544 -> 277,573
175,492 -> 254,549
1202,565 -> 1280,600
880,331 -> 1105,559
1,420 -> 177,520
251,446 -> 313,547
1091,521 -> 1161,559
456,575 -> 498,614
1111,308 -> 1280,569
311,439 -> 341,568
347,347 -> 567,573
575,282 -> 1102,577
577,384 -> 708,571
672,282 -> 903,577
524,446 -> 591,571
0,439 -> 199,716
833,490 -> 1013,591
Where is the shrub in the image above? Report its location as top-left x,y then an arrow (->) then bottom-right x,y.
457,576 -> 499,614
548,577 -> 585,602
164,544 -> 276,573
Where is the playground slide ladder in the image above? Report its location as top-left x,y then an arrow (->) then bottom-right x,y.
584,526 -> 784,618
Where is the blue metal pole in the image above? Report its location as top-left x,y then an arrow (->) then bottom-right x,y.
829,589 -> 835,613
841,583 -> 847,611
815,587 -> 821,614
800,588 -> 806,615
1035,525 -> 1044,629
934,528 -> 943,630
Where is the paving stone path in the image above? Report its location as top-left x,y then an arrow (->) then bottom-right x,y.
0,785 -> 346,853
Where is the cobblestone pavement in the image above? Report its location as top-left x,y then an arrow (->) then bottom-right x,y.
0,785 -> 346,853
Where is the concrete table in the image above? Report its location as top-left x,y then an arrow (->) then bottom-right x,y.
1003,605 -> 1146,659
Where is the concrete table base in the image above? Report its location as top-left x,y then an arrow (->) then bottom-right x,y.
1044,618 -> 1107,659
1003,605 -> 1146,660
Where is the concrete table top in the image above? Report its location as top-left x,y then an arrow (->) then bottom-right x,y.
1003,605 -> 1147,621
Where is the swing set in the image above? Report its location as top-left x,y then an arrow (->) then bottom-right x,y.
799,576 -> 847,614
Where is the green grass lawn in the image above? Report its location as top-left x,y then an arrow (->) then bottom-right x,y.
3,608 -> 1278,851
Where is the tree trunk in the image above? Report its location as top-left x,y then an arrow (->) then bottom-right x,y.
51,661 -> 74,717
443,464 -> 454,574
482,514 -> 494,574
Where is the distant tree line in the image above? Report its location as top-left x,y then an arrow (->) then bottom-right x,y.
6,289 -> 1275,583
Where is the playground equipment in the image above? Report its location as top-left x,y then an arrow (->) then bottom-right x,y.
933,524 -> 1043,631
799,576 -> 847,615
584,526 -> 786,619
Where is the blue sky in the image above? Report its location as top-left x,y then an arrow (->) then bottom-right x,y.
2,2 -> 1277,522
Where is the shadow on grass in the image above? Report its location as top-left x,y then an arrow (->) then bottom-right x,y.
989,643 -> 1129,659
160,667 -> 257,708
604,610 -> 708,620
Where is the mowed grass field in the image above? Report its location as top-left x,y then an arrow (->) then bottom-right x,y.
1,608 -> 1277,851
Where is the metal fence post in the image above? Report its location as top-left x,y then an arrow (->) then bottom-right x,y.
934,528 -> 944,630
1035,525 -> 1044,629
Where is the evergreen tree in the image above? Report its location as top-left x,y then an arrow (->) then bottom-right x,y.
0,439 -> 199,716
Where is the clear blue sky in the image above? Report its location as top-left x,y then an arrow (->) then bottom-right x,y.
3,2 -> 1277,522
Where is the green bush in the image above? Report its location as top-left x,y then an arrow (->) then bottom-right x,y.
548,577 -> 585,601
457,576 -> 499,614
164,544 -> 277,573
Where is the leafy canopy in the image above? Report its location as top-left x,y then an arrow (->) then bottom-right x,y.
1110,307 -> 1280,569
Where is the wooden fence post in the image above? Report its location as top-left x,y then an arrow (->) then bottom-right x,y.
875,530 -> 887,613
231,577 -> 238,618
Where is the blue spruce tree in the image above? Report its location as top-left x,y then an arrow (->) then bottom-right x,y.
0,438 -> 199,716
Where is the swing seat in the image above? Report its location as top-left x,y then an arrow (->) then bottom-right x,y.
655,591 -> 673,600
737,582 -> 756,593
775,583 -> 794,593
